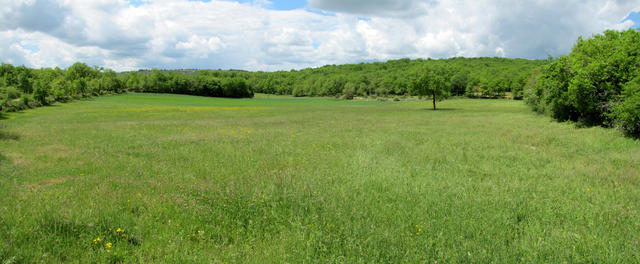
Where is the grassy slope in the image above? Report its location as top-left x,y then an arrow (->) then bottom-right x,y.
1,93 -> 639,263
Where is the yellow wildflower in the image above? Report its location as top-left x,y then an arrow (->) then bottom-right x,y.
106,242 -> 112,248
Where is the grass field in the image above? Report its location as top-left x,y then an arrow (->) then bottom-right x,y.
1,93 -> 640,263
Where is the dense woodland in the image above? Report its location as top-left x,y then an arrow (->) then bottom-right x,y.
0,29 -> 638,137
525,29 -> 640,138
0,57 -> 546,112
246,57 -> 547,99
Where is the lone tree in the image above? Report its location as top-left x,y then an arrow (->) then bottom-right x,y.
411,67 -> 450,110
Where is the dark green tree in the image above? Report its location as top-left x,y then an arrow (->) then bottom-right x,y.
411,67 -> 450,110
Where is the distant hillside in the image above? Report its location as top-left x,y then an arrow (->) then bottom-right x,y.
241,57 -> 549,98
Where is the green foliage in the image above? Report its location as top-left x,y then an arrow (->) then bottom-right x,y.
221,78 -> 253,98
32,79 -> 50,105
66,62 -> 97,81
609,75 -> 640,138
5,86 -> 20,100
449,71 -> 469,96
0,57 -> 544,112
524,29 -> 640,137
0,62 -> 256,112
247,57 -> 546,98
410,67 -> 450,109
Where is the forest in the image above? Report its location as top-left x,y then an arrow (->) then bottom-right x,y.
0,57 -> 546,112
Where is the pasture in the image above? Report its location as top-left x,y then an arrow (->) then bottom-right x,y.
1,93 -> 639,263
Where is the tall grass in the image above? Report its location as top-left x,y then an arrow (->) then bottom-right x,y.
0,93 -> 639,263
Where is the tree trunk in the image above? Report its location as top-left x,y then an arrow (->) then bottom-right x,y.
432,91 -> 436,110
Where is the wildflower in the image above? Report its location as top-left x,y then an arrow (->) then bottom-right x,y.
116,228 -> 123,233
93,237 -> 101,244
106,242 -> 112,248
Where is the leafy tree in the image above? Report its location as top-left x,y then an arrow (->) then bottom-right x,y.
32,79 -> 50,105
67,62 -> 96,81
524,29 -> 640,137
411,67 -> 450,110
450,71 -> 468,96
16,69 -> 33,94
609,74 -> 640,137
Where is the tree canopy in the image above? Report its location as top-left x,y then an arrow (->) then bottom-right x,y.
410,67 -> 450,110
525,29 -> 640,138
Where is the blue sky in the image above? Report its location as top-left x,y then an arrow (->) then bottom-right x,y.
131,0 -> 309,10
624,11 -> 640,28
1,0 -> 638,71
236,0 -> 307,10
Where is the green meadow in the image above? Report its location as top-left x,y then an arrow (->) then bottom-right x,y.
1,93 -> 639,263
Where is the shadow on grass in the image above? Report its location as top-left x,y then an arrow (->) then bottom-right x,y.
0,131 -> 19,141
421,108 -> 460,111
0,122 -> 19,141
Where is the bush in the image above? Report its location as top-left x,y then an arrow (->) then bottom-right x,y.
221,78 -> 253,98
524,29 -> 640,132
5,86 -> 20,100
342,83 -> 356,100
197,77 -> 223,97
292,86 -> 305,97
33,79 -> 50,105
609,76 -> 640,138
21,93 -> 32,108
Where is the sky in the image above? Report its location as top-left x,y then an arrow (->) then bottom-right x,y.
0,0 -> 639,71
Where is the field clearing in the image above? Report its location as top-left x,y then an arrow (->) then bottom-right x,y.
1,93 -> 640,263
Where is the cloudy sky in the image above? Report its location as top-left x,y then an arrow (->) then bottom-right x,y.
0,0 -> 639,71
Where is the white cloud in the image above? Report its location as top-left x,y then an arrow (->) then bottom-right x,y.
0,0 -> 638,71
612,19 -> 636,30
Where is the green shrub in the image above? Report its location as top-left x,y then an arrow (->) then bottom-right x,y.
610,76 -> 640,138
292,86 -> 305,97
33,79 -> 50,105
525,29 -> 640,130
21,93 -> 32,108
342,83 -> 356,100
221,78 -> 253,98
5,86 -> 20,100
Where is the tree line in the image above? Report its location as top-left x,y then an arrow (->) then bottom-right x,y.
0,64 -> 253,112
0,56 -> 545,112
245,57 -> 547,99
524,29 -> 640,138
1,28 -> 638,138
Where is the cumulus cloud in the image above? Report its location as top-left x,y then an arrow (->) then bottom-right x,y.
0,0 -> 638,71
308,0 -> 439,18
